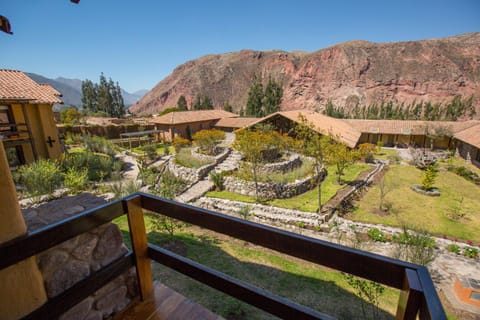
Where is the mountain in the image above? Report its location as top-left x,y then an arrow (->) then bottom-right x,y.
130,33 -> 480,117
26,73 -> 147,109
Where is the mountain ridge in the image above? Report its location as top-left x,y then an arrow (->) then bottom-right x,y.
130,32 -> 480,117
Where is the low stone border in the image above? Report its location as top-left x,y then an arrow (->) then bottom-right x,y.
223,170 -> 325,199
411,184 -> 441,196
195,197 -> 329,227
170,147 -> 231,184
259,152 -> 302,174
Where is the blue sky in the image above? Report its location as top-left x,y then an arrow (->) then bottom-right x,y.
2,0 -> 479,92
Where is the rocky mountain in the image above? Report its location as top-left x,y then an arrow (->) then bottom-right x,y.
27,73 -> 147,109
130,33 -> 480,117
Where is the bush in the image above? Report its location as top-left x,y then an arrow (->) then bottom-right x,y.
83,135 -> 117,156
61,151 -> 120,181
392,228 -> 436,265
16,159 -> 62,200
173,137 -> 190,153
192,129 -> 226,155
357,143 -> 377,163
367,228 -> 386,242
421,164 -> 438,191
63,167 -> 88,193
175,148 -> 212,168
446,244 -> 460,254
448,166 -> 480,184
210,171 -> 224,191
142,144 -> 158,161
463,246 -> 479,259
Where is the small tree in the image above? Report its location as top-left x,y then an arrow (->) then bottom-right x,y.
60,107 -> 81,124
173,137 -> 190,153
327,142 -> 358,184
294,114 -> 331,212
233,129 -> 276,201
421,164 -> 438,191
343,273 -> 385,320
378,172 -> 391,212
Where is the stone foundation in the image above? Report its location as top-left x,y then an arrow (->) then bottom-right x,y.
22,193 -> 138,320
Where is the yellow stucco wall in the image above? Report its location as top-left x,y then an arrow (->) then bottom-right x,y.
0,141 -> 47,319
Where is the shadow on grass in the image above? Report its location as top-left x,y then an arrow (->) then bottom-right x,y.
119,227 -> 397,320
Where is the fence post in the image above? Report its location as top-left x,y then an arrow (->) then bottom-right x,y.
396,268 -> 423,320
124,195 -> 153,300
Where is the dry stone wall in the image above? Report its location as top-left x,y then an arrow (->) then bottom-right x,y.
22,193 -> 138,320
223,171 -> 324,199
258,152 -> 302,175
170,146 -> 230,183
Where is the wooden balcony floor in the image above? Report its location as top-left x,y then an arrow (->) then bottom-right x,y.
116,283 -> 224,320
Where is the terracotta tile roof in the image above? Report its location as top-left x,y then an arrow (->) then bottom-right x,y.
150,110 -> 238,125
245,110 -> 362,148
0,69 -> 63,104
214,117 -> 258,128
38,83 -> 62,97
454,123 -> 480,148
345,119 -> 480,135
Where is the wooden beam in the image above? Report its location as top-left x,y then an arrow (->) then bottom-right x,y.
148,244 -> 334,320
124,195 -> 153,300
396,268 -> 422,319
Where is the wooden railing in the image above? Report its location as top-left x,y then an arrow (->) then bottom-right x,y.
0,192 -> 447,320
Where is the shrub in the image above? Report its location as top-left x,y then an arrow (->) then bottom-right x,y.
357,143 -> 377,163
142,144 -> 158,161
463,246 -> 479,259
192,129 -> 225,155
446,244 -> 460,254
173,137 -> 190,153
61,151 -> 119,181
448,166 -> 480,184
16,159 -> 62,200
367,228 -> 386,242
210,171 -> 224,191
175,148 -> 212,168
421,164 -> 438,191
238,205 -> 252,220
155,169 -> 188,200
83,135 -> 116,156
62,167 -> 88,193
392,228 -> 436,265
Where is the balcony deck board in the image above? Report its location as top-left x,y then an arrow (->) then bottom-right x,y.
115,283 -> 223,320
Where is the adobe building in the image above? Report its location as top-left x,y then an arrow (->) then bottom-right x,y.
149,109 -> 239,141
0,70 -> 63,168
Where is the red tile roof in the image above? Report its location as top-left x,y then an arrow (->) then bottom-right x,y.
0,69 -> 62,104
454,123 -> 480,148
214,117 -> 258,128
150,110 -> 238,125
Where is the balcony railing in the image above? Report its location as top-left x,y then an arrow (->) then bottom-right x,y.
0,192 -> 447,320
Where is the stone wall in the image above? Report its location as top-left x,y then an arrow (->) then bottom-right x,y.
170,146 -> 230,183
195,197 -> 330,226
22,193 -> 138,320
223,171 -> 324,199
258,152 -> 302,175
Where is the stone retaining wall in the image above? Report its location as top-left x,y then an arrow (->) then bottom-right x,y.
258,152 -> 302,175
223,171 -> 324,199
22,193 -> 138,320
170,147 -> 230,183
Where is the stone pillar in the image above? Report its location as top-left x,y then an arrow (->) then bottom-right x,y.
0,141 -> 47,319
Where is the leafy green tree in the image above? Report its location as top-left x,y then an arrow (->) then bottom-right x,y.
327,141 -> 359,184
192,129 -> 225,155
246,75 -> 264,117
177,95 -> 188,110
112,82 -> 125,117
81,79 -> 97,112
263,76 -> 283,116
223,102 -> 233,112
60,107 -> 81,124
421,164 -> 438,191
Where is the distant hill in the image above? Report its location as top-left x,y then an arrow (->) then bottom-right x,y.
130,32 -> 480,117
27,73 -> 147,110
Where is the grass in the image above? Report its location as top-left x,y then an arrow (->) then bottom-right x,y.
175,147 -> 213,168
347,164 -> 480,243
235,158 -> 315,183
113,215 -> 399,319
207,163 -> 371,212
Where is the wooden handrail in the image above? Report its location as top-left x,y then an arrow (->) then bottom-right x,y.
0,193 -> 447,320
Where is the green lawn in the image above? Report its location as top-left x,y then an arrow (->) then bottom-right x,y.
348,164 -> 480,243
113,215 -> 399,319
207,163 -> 371,212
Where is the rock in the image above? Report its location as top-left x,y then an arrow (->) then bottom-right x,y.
84,311 -> 102,320
37,250 -> 69,276
93,224 -> 124,261
59,297 -> 94,320
95,285 -> 128,316
71,233 -> 99,261
131,33 -> 480,116
45,260 -> 90,297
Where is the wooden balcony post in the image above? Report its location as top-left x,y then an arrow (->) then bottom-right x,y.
396,268 -> 422,320
124,196 -> 153,300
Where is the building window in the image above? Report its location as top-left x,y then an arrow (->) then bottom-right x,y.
5,146 -> 25,168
